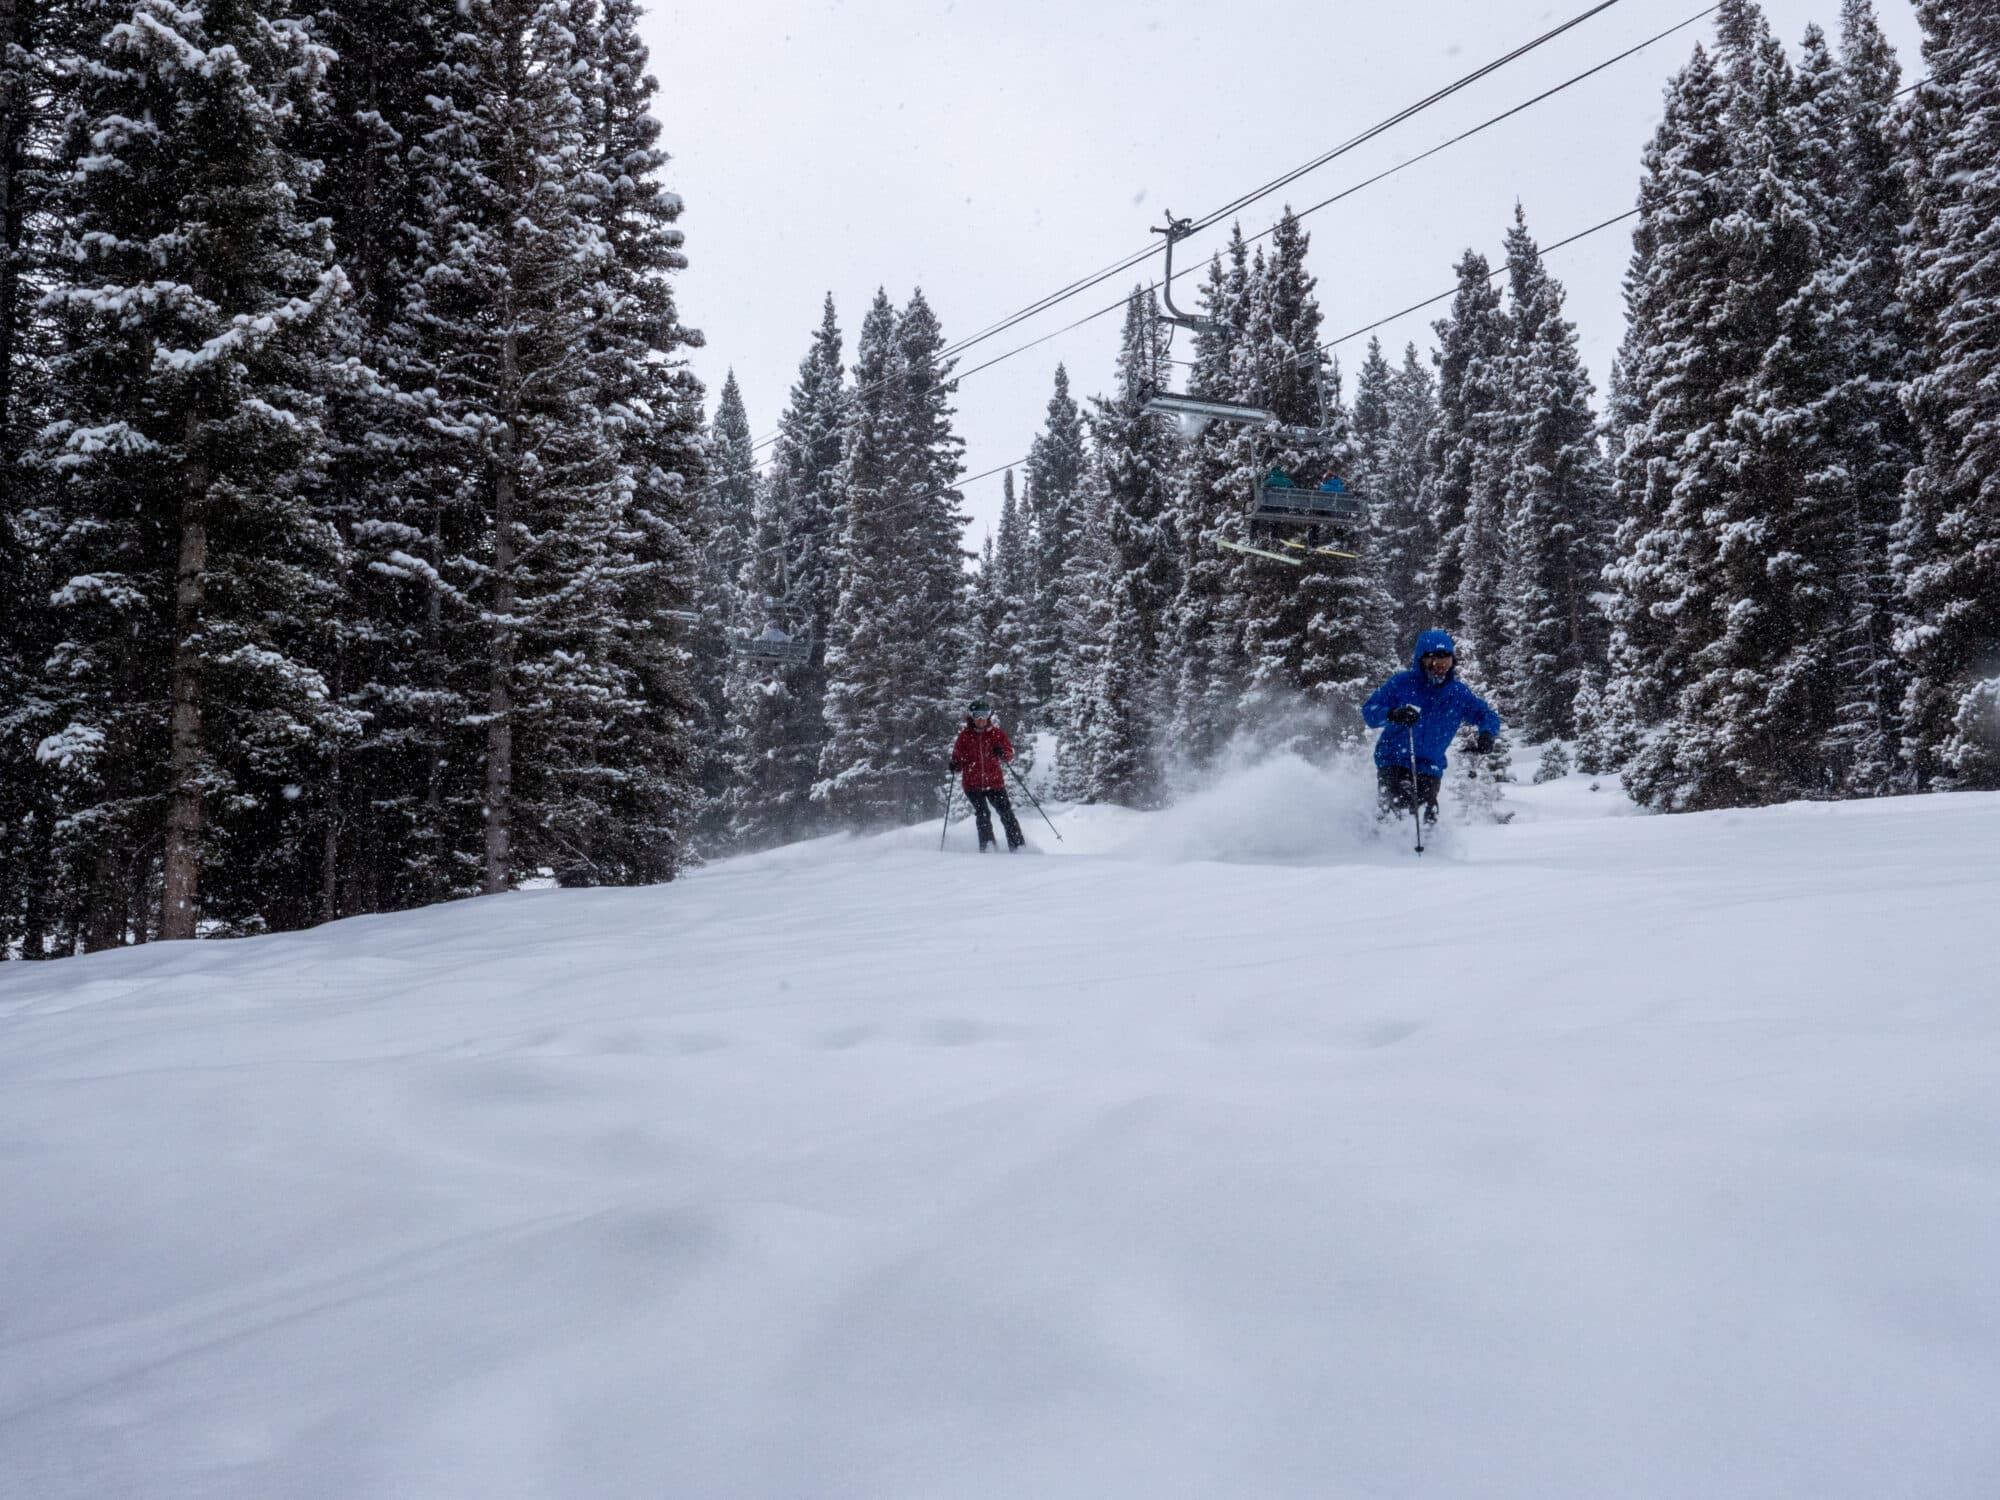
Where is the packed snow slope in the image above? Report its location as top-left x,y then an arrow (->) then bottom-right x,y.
4,759 -> 1998,1500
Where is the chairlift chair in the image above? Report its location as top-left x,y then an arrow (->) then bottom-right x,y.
731,621 -> 812,667
1250,470 -> 1369,527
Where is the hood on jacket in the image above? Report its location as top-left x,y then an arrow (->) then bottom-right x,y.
1412,629 -> 1458,673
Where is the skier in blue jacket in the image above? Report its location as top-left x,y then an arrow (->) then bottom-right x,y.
1361,629 -> 1502,823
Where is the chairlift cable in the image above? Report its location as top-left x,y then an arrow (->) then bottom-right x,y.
722,0 -> 1646,473
698,2 -> 1786,508
934,0 -> 1635,365
938,4 -> 1715,395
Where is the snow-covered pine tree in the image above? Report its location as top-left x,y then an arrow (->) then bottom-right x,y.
1534,740 -> 1573,783
1450,726 -> 1515,825
724,296 -> 845,847
985,470 -> 1035,735
1235,212 -> 1395,750
410,0 -> 636,893
815,288 -> 967,827
1420,251 -> 1510,656
1075,285 -> 1177,806
1684,22 -> 1854,803
1603,41 -> 1738,808
1051,473 -> 1118,802
1496,207 -> 1615,744
1163,231 -> 1254,774
1350,338 -> 1396,510
1023,364 -> 1086,735
1633,9 -> 1873,808
1570,680 -> 1616,775
1373,343 -> 1441,654
960,529 -> 1001,712
1819,0 -> 1917,795
0,0 -> 72,954
568,0 -> 706,884
307,0 -> 455,920
33,0 -> 347,944
1892,0 -> 2000,788
693,371 -> 756,847
894,287 -> 971,699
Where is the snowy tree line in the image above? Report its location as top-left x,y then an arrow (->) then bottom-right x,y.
6,0 -> 1996,951
1599,0 -> 2000,807
691,0 -> 1997,839
0,0 -> 706,955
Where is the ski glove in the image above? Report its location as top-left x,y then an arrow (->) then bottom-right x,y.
1469,731 -> 1496,754
1386,705 -> 1422,726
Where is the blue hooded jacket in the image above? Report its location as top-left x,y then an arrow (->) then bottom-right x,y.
1362,630 -> 1502,776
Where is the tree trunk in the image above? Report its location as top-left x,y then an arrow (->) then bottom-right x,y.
19,806 -> 52,958
319,629 -> 344,925
159,463 -> 209,940
0,0 -> 21,458
482,319 -> 519,896
83,847 -> 126,952
483,457 -> 515,894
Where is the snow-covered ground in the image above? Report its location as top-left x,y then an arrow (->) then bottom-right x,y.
4,760 -> 1998,1500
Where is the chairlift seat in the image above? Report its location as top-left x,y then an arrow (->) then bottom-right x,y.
1250,473 -> 1368,526
732,625 -> 811,666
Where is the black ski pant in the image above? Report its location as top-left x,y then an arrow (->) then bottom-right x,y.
966,787 -> 1025,850
1377,765 -> 1442,824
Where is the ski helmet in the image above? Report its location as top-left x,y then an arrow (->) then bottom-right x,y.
968,699 -> 992,719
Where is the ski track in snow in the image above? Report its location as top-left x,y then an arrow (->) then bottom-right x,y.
3,759 -> 1998,1499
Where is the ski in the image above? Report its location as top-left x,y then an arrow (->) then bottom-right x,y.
1217,538 -> 1303,566
1278,538 -> 1361,561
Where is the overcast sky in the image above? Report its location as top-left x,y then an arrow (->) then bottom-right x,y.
642,0 -> 1924,545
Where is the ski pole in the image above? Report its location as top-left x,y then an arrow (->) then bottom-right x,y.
1005,759 -> 1063,843
1409,728 -> 1426,857
939,776 -> 955,851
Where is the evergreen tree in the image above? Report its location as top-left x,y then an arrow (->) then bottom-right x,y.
1496,208 -> 1615,743
1022,364 -> 1086,734
1603,42 -> 1739,805
1821,0 -> 1917,794
1051,477 -> 1118,802
816,288 -> 967,826
1235,213 -> 1395,748
1421,251 -> 1510,656
1163,231 -> 1255,773
1570,680 -> 1616,775
725,297 -> 844,847
409,0 -> 636,892
1683,23 -> 1852,803
1893,0 -> 2000,788
985,471 -> 1035,730
1074,286 -> 1177,805
0,0 -> 75,954
1450,726 -> 1515,824
568,0 -> 705,884
306,0 -> 452,921
33,0 -> 346,944
1372,343 -> 1441,652
693,371 -> 756,845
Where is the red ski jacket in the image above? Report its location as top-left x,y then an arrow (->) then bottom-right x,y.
951,721 -> 1015,793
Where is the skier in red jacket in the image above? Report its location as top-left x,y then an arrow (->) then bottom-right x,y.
950,700 -> 1025,851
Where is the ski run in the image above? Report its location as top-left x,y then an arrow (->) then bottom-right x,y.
4,756 -> 1998,1500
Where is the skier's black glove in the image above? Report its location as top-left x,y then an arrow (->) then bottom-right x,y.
1386,705 -> 1421,726
1470,731 -> 1496,754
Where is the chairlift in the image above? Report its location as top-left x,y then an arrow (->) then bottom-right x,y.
732,621 -> 811,667
1250,469 -> 1369,528
1145,213 -> 1368,543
